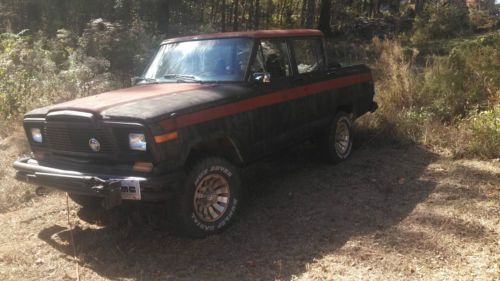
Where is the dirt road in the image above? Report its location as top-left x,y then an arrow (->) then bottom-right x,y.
0,142 -> 499,280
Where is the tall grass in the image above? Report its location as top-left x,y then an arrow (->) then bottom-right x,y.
365,32 -> 500,158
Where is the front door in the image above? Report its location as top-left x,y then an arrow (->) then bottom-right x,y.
248,38 -> 294,157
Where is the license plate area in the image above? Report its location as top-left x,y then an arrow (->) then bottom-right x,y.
118,179 -> 141,200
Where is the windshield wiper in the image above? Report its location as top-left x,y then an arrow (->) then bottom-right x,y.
163,74 -> 200,83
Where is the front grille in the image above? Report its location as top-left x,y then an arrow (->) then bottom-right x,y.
45,123 -> 115,154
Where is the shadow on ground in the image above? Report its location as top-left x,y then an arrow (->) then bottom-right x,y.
39,144 -> 438,280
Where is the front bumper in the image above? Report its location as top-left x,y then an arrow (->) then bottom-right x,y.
13,158 -> 182,203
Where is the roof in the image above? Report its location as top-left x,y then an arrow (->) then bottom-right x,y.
162,29 -> 323,44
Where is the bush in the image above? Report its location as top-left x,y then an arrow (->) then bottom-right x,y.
0,19 -> 156,120
0,32 -> 64,118
462,106 -> 500,158
367,32 -> 499,158
420,33 -> 500,121
413,2 -> 470,42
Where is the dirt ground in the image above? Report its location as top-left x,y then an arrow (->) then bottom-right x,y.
0,131 -> 499,281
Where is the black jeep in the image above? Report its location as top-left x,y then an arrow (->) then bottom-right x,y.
14,29 -> 377,237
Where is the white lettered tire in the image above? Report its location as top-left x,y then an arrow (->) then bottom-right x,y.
176,157 -> 242,238
321,112 -> 353,164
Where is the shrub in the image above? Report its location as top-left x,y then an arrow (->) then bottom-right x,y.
0,32 -> 62,118
462,106 -> 500,158
420,33 -> 500,121
366,32 -> 499,158
0,19 -> 157,120
413,2 -> 470,42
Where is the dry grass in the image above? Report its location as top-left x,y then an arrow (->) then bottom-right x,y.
0,125 -> 38,213
364,33 -> 500,159
0,126 -> 498,280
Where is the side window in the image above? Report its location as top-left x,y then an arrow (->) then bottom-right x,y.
251,39 -> 291,80
292,38 -> 325,75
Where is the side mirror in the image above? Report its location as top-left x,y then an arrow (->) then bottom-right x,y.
131,76 -> 141,86
252,72 -> 271,84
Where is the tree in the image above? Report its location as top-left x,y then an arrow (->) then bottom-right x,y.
305,0 -> 315,28
232,0 -> 239,31
254,0 -> 260,29
415,0 -> 425,14
222,0 -> 227,31
317,0 -> 332,35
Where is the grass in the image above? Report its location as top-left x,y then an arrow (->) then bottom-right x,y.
0,143 -> 498,280
357,30 -> 500,159
0,24 -> 499,280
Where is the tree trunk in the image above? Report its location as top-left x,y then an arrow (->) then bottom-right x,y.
317,0 -> 332,36
254,0 -> 260,29
415,0 -> 425,14
305,0 -> 316,28
221,0 -> 226,32
266,0 -> 273,28
391,0 -> 400,14
372,0 -> 381,17
157,0 -> 170,32
232,0 -> 239,31
248,0 -> 254,29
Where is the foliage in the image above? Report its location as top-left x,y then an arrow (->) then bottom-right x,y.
1,0 -> 499,159
412,1 -> 470,42
469,6 -> 500,30
0,32 -> 65,118
420,35 -> 499,121
0,19 -> 157,119
464,106 -> 500,158
368,31 -> 500,158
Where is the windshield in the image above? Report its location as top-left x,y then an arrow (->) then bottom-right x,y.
143,38 -> 254,83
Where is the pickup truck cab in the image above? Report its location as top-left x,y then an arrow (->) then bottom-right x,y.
14,29 -> 377,237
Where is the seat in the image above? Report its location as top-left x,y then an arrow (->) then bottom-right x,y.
265,54 -> 286,79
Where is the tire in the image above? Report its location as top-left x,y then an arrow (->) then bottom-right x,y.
320,111 -> 353,164
176,157 -> 242,238
68,193 -> 102,208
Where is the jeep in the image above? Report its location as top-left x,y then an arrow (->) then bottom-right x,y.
14,29 -> 377,237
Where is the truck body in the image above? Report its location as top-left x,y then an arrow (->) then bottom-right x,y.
14,29 -> 377,237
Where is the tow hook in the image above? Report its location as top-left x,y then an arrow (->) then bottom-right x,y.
89,177 -> 122,209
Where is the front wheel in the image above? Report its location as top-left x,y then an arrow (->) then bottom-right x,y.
320,112 -> 353,164
176,157 -> 242,238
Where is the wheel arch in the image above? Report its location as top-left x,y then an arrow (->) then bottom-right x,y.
184,135 -> 245,168
336,103 -> 356,119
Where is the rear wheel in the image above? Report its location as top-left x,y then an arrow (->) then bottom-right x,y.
176,157 -> 242,238
320,112 -> 353,164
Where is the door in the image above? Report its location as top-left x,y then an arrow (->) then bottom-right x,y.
288,37 -> 330,138
248,38 -> 294,157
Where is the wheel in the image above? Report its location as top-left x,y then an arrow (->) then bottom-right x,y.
176,157 -> 242,238
320,111 -> 353,164
68,193 -> 102,208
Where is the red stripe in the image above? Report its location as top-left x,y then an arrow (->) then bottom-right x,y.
159,73 -> 372,131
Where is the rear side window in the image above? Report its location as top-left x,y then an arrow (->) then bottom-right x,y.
292,38 -> 325,75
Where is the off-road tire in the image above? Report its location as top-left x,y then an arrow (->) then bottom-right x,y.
176,157 -> 242,238
68,193 -> 102,208
321,111 -> 353,164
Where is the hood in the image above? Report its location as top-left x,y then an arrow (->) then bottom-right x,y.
25,83 -> 252,123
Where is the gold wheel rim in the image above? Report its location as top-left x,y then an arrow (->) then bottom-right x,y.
193,174 -> 230,223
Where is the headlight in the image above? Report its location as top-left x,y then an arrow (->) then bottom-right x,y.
129,133 -> 147,151
31,128 -> 43,143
